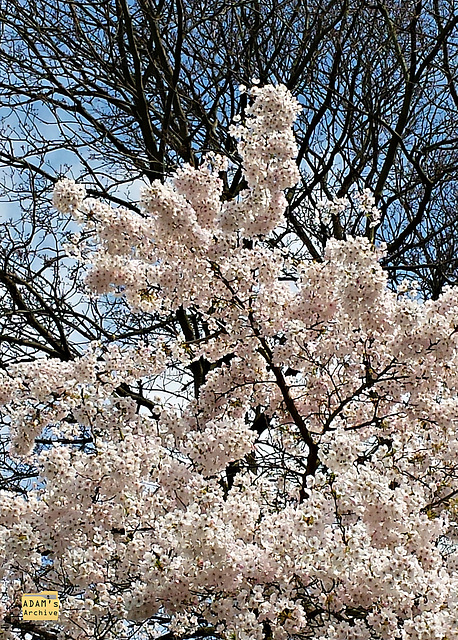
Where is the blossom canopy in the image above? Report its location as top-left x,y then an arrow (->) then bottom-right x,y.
1,85 -> 458,640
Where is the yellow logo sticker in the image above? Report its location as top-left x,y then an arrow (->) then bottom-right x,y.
21,591 -> 60,620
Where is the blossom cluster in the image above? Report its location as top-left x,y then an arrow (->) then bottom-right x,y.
1,85 -> 458,640
317,189 -> 382,231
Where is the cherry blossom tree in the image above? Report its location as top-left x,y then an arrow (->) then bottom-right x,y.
1,84 -> 458,640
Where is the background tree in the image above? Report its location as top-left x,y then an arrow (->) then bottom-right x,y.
1,0 -> 458,303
